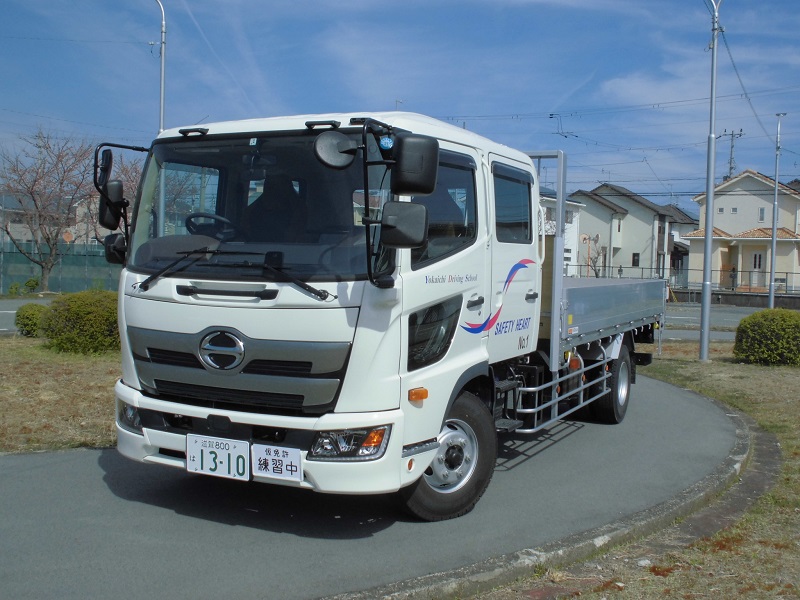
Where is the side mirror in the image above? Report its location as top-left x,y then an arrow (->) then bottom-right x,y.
314,130 -> 358,169
103,232 -> 127,265
99,180 -> 124,230
97,148 -> 114,188
391,133 -> 439,196
380,201 -> 428,248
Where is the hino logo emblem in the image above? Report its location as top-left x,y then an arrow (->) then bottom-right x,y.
199,331 -> 245,370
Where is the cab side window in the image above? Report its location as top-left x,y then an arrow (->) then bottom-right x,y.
493,163 -> 532,244
411,153 -> 477,268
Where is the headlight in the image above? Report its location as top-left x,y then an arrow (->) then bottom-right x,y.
117,400 -> 143,434
308,425 -> 391,461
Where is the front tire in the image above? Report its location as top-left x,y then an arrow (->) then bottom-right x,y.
399,392 -> 497,521
592,345 -> 631,424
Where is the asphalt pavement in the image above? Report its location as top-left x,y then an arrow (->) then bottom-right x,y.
0,376 -> 747,600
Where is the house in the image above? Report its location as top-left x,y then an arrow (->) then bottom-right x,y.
567,188 -> 625,277
687,170 -> 800,291
540,186 -> 583,275
570,183 -> 683,279
0,193 -> 96,245
660,203 -> 699,286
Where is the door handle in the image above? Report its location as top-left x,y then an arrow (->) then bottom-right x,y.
525,291 -> 539,301
466,296 -> 485,309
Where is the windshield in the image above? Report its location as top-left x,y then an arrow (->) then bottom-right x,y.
128,130 -> 392,283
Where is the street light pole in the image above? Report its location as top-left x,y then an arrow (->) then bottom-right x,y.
768,113 -> 786,308
155,0 -> 166,133
700,0 -> 723,362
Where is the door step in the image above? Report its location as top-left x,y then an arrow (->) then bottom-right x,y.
495,418 -> 524,432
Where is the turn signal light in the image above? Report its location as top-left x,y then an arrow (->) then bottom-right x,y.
409,387 -> 429,402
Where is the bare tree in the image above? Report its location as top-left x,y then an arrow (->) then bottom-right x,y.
581,233 -> 605,278
0,130 -> 95,291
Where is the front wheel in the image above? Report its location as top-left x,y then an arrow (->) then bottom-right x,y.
592,345 -> 631,424
399,392 -> 497,521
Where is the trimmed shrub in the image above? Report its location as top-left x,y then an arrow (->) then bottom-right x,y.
40,290 -> 119,354
15,303 -> 48,337
24,278 -> 40,293
733,308 -> 800,366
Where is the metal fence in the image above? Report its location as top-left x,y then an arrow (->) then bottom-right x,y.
563,262 -> 799,295
0,240 -> 121,295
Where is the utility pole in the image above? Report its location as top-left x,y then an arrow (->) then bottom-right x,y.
719,129 -> 744,179
700,0 -> 723,362
155,0 -> 167,133
768,113 -> 786,309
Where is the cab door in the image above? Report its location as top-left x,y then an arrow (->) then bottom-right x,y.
399,149 -> 489,396
487,158 -> 541,363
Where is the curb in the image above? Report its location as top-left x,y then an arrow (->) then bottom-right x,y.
326,396 -> 774,600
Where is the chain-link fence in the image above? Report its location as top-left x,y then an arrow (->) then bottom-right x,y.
0,240 -> 121,295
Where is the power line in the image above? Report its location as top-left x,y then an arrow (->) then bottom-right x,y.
720,31 -> 772,140
0,35 -> 146,45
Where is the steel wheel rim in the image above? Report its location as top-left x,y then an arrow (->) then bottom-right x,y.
423,418 -> 479,493
617,360 -> 630,408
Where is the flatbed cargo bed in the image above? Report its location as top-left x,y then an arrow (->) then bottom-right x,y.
544,277 -> 665,354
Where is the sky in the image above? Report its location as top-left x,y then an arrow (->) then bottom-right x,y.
2,0 -> 799,217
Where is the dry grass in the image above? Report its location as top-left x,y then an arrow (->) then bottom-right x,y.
477,340 -> 800,599
0,336 -> 119,453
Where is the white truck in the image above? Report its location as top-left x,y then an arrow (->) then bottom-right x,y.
94,112 -> 664,521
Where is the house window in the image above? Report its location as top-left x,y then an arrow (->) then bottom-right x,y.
565,210 -> 574,224
731,207 -> 738,214
758,207 -> 765,222
617,219 -> 621,233
717,207 -> 724,214
632,253 -> 640,267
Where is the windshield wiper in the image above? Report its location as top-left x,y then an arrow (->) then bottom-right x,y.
137,247 -> 260,291
261,258 -> 337,301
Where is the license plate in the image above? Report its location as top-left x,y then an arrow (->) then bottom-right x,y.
252,443 -> 303,483
186,435 -> 250,481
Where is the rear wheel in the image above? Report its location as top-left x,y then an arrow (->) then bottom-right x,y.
399,392 -> 497,521
592,345 -> 631,424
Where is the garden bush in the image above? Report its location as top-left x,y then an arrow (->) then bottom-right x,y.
40,290 -> 119,354
733,308 -> 800,366
14,303 -> 48,337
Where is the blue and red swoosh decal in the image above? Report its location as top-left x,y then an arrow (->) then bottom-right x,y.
461,259 -> 535,334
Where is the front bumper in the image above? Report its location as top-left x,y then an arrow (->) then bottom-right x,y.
114,380 -> 436,494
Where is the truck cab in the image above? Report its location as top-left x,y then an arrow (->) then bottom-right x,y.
96,112 -> 660,521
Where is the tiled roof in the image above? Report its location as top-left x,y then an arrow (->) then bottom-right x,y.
693,170 -> 800,202
735,227 -> 800,240
592,183 -> 667,214
568,190 -> 627,214
660,203 -> 698,225
684,226 -> 800,240
683,227 -> 733,238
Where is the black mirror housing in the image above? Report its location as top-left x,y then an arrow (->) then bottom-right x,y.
99,180 -> 124,230
390,133 -> 439,196
103,233 -> 126,265
380,201 -> 428,248
314,130 -> 358,169
96,148 -> 114,188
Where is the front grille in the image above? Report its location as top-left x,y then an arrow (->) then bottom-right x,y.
147,349 -> 202,369
128,325 -> 351,417
244,359 -> 313,376
153,379 -> 311,414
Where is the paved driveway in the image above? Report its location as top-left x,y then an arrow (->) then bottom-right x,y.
0,376 -> 740,600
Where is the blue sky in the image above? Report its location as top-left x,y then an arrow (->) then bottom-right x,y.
2,0 -> 799,215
